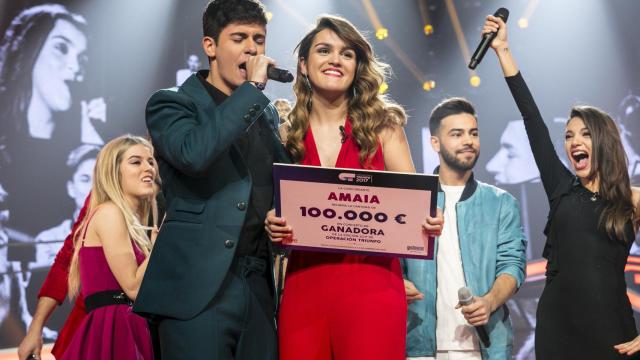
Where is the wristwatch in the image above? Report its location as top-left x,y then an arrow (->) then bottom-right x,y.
248,81 -> 266,91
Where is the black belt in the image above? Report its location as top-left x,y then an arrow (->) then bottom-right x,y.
85,290 -> 133,313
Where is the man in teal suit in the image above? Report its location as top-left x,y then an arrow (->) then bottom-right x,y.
133,1 -> 288,358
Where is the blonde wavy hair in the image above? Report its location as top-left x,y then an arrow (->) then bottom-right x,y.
68,135 -> 156,298
285,15 -> 407,167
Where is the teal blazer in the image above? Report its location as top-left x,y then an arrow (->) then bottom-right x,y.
402,174 -> 527,359
134,74 -> 289,320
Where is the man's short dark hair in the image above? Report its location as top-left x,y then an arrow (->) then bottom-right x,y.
429,97 -> 477,135
202,0 -> 267,42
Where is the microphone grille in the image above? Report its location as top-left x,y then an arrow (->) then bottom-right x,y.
494,7 -> 509,22
458,286 -> 473,302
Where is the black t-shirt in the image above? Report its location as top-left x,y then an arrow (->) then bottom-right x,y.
196,71 -> 271,259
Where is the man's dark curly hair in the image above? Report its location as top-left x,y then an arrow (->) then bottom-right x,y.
202,0 -> 267,42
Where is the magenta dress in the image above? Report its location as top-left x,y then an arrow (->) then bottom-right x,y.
61,241 -> 153,360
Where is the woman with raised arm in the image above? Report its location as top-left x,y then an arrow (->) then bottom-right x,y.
484,15 -> 640,359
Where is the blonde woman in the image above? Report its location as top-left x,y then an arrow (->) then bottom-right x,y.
60,135 -> 157,360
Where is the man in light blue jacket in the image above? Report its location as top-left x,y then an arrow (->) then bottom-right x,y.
404,98 -> 527,360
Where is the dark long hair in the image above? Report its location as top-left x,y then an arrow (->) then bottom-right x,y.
571,106 -> 635,242
0,4 -> 87,134
285,15 -> 406,167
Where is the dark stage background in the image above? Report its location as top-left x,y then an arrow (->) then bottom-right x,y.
1,1 -> 639,358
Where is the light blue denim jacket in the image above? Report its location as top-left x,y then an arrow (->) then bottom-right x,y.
402,173 -> 527,359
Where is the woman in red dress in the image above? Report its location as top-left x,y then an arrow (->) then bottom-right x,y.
267,15 -> 436,360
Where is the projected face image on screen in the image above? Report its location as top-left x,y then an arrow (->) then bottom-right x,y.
619,95 -> 640,179
0,3 -> 106,233
0,5 -> 90,140
486,120 -> 540,185
31,20 -> 87,129
176,54 -> 202,86
187,54 -> 201,72
617,94 -> 640,254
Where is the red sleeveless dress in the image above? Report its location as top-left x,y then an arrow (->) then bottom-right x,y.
278,119 -> 407,360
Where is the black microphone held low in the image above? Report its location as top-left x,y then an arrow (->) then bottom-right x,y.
339,125 -> 348,144
458,286 -> 491,348
468,7 -> 509,70
267,65 -> 294,83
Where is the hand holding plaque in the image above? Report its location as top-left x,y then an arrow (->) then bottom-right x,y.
422,208 -> 444,237
264,208 -> 292,242
272,164 -> 439,259
266,208 -> 444,244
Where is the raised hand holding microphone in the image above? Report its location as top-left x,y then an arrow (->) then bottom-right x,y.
484,13 -> 519,77
468,8 -> 509,69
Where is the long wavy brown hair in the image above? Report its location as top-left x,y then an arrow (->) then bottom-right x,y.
285,15 -> 406,167
571,106 -> 637,242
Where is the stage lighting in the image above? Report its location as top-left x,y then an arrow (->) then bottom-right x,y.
518,18 -> 529,28
444,0 -> 473,75
375,27 -> 388,40
423,24 -> 434,36
423,80 -> 436,92
519,0 -> 540,30
265,11 -> 274,21
470,75 -> 481,87
379,82 -> 389,94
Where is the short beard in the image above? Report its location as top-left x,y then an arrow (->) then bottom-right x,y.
441,146 -> 479,172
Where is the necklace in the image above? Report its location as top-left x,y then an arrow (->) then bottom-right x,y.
590,191 -> 599,202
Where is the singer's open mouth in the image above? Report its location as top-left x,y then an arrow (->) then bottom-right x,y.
238,62 -> 247,78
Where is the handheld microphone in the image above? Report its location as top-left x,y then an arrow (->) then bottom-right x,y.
468,7 -> 509,70
267,65 -> 294,83
339,125 -> 347,144
458,286 -> 491,348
